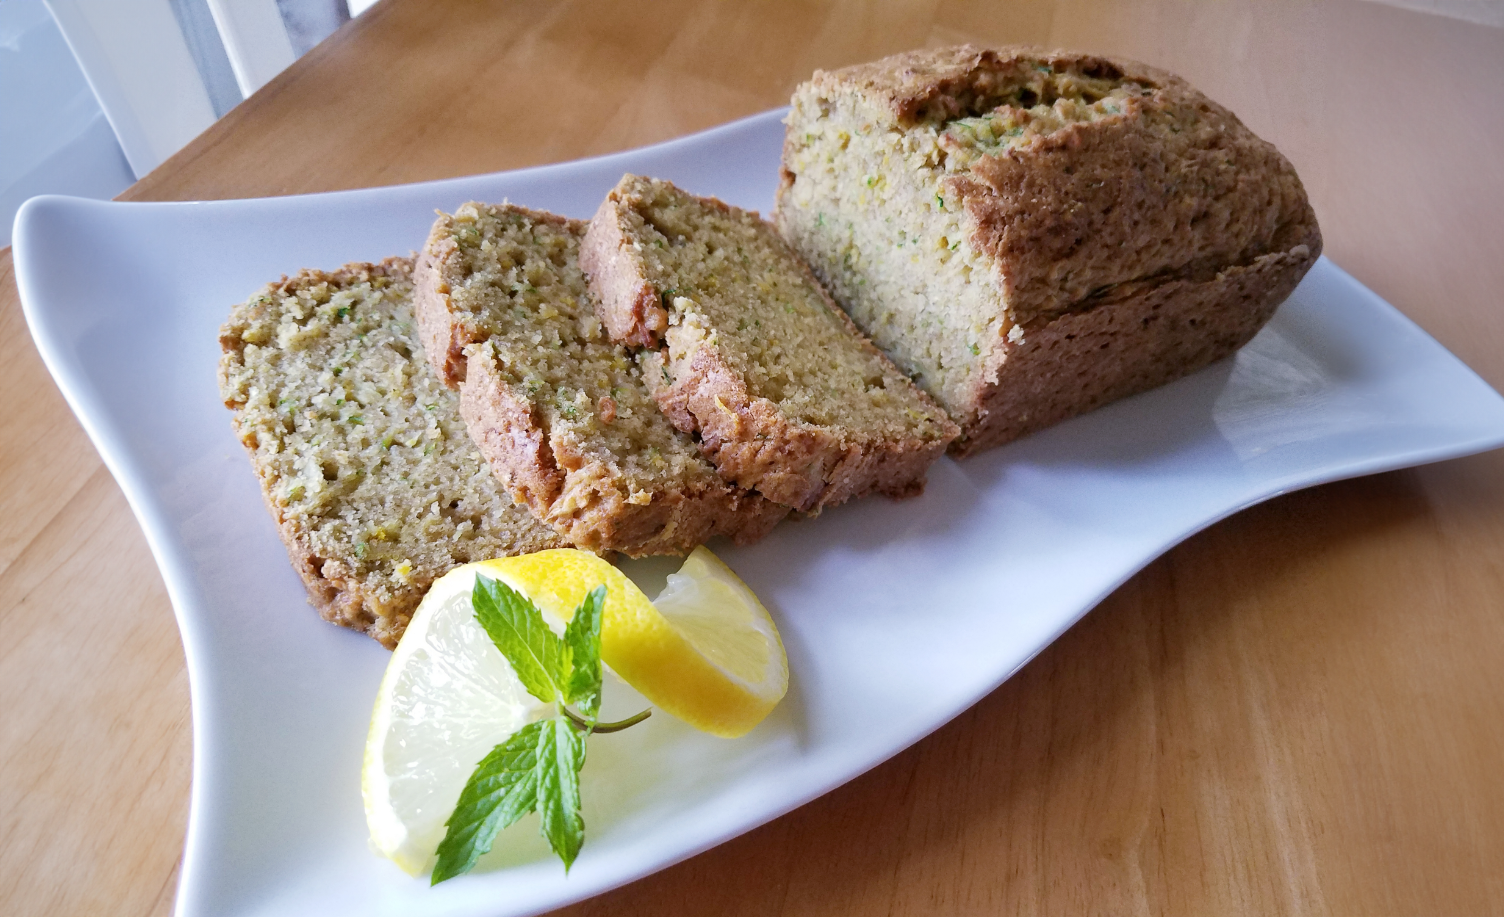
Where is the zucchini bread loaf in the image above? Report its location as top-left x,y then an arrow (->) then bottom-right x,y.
775,45 -> 1322,454
217,259 -> 566,648
413,203 -> 786,555
581,174 -> 959,513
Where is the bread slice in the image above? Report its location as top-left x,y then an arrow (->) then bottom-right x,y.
581,174 -> 959,513
217,258 -> 565,648
775,45 -> 1322,455
413,203 -> 786,555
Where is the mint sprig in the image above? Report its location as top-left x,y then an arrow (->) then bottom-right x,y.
431,577 -> 649,884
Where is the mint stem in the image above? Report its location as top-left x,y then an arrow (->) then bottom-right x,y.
561,705 -> 651,734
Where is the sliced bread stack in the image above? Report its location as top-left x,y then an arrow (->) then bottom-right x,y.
217,258 -> 566,648
412,203 -> 787,556
221,175 -> 961,647
581,174 -> 959,513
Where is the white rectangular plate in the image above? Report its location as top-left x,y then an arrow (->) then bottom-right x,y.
15,110 -> 1504,917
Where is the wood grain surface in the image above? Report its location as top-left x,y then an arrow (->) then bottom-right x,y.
3,1 -> 1503,914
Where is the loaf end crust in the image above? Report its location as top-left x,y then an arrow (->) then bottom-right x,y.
777,45 -> 1322,453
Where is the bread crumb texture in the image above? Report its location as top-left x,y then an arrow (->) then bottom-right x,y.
583,174 -> 958,512
776,44 -> 1321,453
217,258 -> 564,648
413,204 -> 785,555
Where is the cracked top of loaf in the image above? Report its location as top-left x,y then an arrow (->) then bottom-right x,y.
787,44 -> 1321,326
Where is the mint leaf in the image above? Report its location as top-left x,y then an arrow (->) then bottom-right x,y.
562,586 -> 606,720
431,719 -> 546,885
535,717 -> 587,871
472,575 -> 562,704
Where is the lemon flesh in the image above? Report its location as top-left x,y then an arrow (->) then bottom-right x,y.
363,547 -> 788,874
362,559 -> 553,875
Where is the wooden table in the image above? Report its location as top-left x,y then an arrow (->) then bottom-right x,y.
5,1 -> 1503,913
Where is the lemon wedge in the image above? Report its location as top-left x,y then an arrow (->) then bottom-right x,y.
615,546 -> 789,738
467,546 -> 789,738
363,547 -> 787,874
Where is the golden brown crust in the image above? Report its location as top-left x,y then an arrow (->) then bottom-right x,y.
778,45 -> 1322,453
578,199 -> 668,347
646,345 -> 846,510
961,84 -> 1315,324
643,296 -> 953,511
801,44 -> 1320,326
954,242 -> 1317,454
282,527 -> 410,649
412,234 -> 471,386
413,203 -> 788,555
457,343 -> 785,554
806,45 -> 1176,128
584,175 -> 959,513
455,344 -> 566,509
